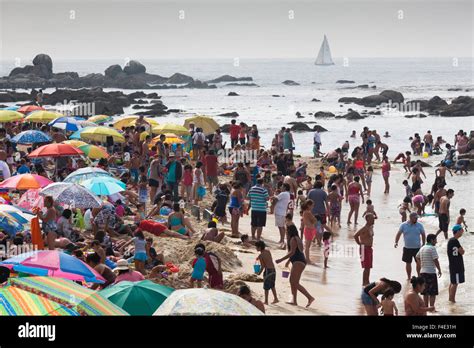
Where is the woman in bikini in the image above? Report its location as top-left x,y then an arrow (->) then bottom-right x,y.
36,196 -> 58,250
381,156 -> 391,194
347,176 -> 364,225
276,225 -> 314,308
301,200 -> 317,264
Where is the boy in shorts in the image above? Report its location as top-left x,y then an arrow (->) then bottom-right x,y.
255,240 -> 279,305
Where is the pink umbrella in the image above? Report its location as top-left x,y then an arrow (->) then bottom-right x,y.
18,189 -> 44,210
0,174 -> 53,190
1,250 -> 106,283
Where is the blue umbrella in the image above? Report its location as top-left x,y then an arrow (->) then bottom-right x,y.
2,105 -> 20,111
11,130 -> 52,145
0,213 -> 24,236
81,177 -> 125,196
49,116 -> 86,132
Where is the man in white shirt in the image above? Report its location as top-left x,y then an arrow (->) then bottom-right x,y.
273,183 -> 291,249
0,159 -> 11,180
313,130 -> 322,158
416,233 -> 441,308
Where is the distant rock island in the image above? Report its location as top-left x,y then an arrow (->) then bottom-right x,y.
0,54 -> 254,90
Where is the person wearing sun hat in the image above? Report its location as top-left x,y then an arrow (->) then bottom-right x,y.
447,224 -> 465,303
113,259 -> 145,284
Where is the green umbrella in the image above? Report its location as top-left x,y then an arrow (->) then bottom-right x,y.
100,280 -> 174,316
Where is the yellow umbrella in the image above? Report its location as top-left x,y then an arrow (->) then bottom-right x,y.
152,124 -> 189,136
0,110 -> 24,123
24,111 -> 63,123
113,116 -> 159,130
184,115 -> 219,135
80,126 -> 125,143
88,115 -> 112,124
62,140 -> 88,148
131,118 -> 159,127
150,133 -> 185,147
78,144 -> 109,159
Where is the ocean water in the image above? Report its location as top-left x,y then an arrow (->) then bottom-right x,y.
1,58 -> 473,156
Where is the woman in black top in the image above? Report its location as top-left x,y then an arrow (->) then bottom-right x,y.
276,225 -> 314,308
361,278 -> 401,316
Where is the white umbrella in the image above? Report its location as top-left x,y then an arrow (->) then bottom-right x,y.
40,183 -> 102,209
63,167 -> 111,184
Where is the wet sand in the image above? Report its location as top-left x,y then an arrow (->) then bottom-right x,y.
233,155 -> 473,315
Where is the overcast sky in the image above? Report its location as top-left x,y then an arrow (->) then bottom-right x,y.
0,0 -> 472,61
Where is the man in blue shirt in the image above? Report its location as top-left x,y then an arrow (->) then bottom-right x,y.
16,159 -> 31,174
394,212 -> 426,280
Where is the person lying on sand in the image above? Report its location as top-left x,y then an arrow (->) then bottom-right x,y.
238,285 -> 265,313
134,220 -> 189,239
201,221 -> 225,243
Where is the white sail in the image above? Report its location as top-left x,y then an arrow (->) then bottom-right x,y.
315,35 -> 334,65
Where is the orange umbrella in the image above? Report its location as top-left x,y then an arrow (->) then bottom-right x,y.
18,105 -> 45,114
28,144 -> 84,158
0,174 -> 53,190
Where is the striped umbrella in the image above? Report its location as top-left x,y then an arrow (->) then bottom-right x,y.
77,144 -> 109,159
48,116 -> 87,132
9,277 -> 128,316
0,284 -> 79,316
88,115 -> 112,124
18,105 -> 44,114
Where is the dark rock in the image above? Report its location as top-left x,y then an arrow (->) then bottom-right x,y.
311,98 -> 321,102
368,110 -> 382,115
146,93 -> 159,99
220,124 -> 231,133
207,75 -> 253,83
405,99 -> 429,111
357,84 -> 369,89
127,91 -> 147,99
404,113 -> 428,118
314,111 -> 335,118
179,80 -> 216,89
218,112 -> 239,117
272,95 -> 282,97
225,83 -> 259,87
167,109 -> 183,113
336,80 -> 355,84
227,92 -> 239,96
0,105 -> 7,108
132,105 -> 144,110
359,94 -> 389,107
282,80 -> 300,86
313,125 -> 328,132
380,90 -> 404,103
338,97 -> 361,104
342,111 -> 365,120
288,121 -> 317,125
452,96 -> 472,104
32,54 -> 53,73
123,60 -> 146,75
448,88 -> 462,91
295,112 -> 301,117
290,122 -> 312,132
439,96 -> 474,117
166,73 -> 194,84
371,85 -> 377,89
104,64 -> 123,78
427,96 -> 448,111
149,99 -> 162,103
54,72 -> 79,79
135,99 -> 147,104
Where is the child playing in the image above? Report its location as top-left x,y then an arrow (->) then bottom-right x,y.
190,247 -> 207,288
255,240 -> 279,305
398,197 -> 412,222
301,200 -> 317,264
456,208 -> 468,231
296,189 -> 306,208
380,289 -> 398,316
327,184 -> 342,228
365,166 -> 373,197
182,164 -> 193,203
402,180 -> 413,198
323,231 -> 331,269
362,199 -> 378,219
403,151 -> 411,173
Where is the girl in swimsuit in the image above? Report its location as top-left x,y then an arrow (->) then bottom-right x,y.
347,176 -> 364,225
327,184 -> 343,228
275,225 -> 314,308
168,203 -> 192,237
301,200 -> 317,264
381,156 -> 391,194
398,197 -> 412,222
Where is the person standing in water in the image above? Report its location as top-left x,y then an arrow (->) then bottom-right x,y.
381,156 -> 391,194
447,224 -> 465,303
361,277 -> 401,316
416,234 -> 442,309
404,276 -> 435,315
436,189 -> 454,240
354,213 -> 375,286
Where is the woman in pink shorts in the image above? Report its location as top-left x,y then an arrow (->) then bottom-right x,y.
301,199 -> 317,264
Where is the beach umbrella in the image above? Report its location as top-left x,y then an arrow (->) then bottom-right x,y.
0,285 -> 79,316
184,115 -> 219,135
48,116 -> 87,132
150,133 -> 185,147
18,105 -> 44,114
9,277 -> 128,315
40,182 -> 103,208
17,189 -> 44,211
130,117 -> 159,127
80,126 -> 125,143
0,174 -> 53,190
100,280 -> 174,316
62,140 -> 88,148
27,143 -> 84,158
2,105 -> 20,111
81,177 -> 124,196
69,126 -> 95,140
153,288 -> 265,316
152,123 -> 189,136
1,251 -> 105,283
0,110 -> 24,123
0,211 -> 24,236
113,116 -> 159,130
0,205 -> 34,223
11,130 -> 52,145
63,167 -> 111,184
78,144 -> 109,159
24,111 -> 63,123
88,115 -> 112,124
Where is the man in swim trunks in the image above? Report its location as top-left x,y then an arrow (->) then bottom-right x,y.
436,189 -> 454,240
354,213 -> 375,286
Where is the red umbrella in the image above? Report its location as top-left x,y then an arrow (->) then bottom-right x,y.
18,105 -> 45,114
27,144 -> 84,158
0,174 -> 53,190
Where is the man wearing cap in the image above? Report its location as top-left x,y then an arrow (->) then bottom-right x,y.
165,153 -> 182,202
447,224 -> 465,303
395,212 -> 426,280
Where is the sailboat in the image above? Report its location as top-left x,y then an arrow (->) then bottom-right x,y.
315,35 -> 334,65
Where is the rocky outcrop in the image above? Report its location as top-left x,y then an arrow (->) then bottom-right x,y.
337,111 -> 365,120
405,113 -> 428,118
225,83 -> 259,87
314,111 -> 335,118
227,92 -> 239,96
290,122 -> 312,132
336,80 -> 355,84
282,80 -> 300,86
104,64 -> 122,78
313,125 -> 328,132
338,97 -> 360,104
207,75 -> 253,83
218,112 -> 239,117
338,90 -> 404,107
123,60 -> 146,75
405,96 -> 473,117
166,73 -> 194,84
311,98 -> 321,102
